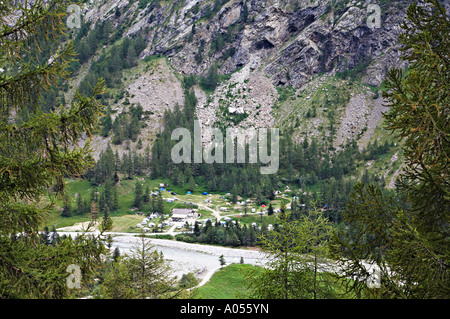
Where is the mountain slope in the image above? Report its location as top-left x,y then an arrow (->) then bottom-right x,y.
67,0 -> 425,184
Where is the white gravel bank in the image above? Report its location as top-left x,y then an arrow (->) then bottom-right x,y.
113,235 -> 266,259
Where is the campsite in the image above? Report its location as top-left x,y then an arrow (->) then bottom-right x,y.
51,176 -> 303,240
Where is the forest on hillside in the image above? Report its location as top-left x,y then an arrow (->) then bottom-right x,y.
0,0 -> 448,300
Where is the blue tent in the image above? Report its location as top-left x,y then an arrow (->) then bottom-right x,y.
187,191 -> 192,194
202,192 -> 208,195
160,188 -> 165,191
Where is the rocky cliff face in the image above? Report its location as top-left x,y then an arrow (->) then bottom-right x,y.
79,0 -> 415,160
82,0 -> 409,85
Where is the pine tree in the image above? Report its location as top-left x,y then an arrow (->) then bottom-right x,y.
194,221 -> 201,237
104,178 -> 113,208
102,205 -> 110,230
90,186 -> 98,204
243,201 -> 248,216
242,1 -> 248,23
126,43 -> 137,69
202,64 -> 219,91
268,203 -> 274,216
333,0 -> 450,299
83,199 -> 89,214
126,151 -> 134,179
299,204 -> 335,299
112,247 -> 121,262
113,171 -> 120,185
177,171 -> 185,187
114,150 -> 121,173
99,235 -> 180,298
98,190 -> 105,212
112,117 -> 123,145
231,185 -> 238,204
255,185 -> 263,205
134,181 -> 143,209
188,175 -> 196,193
76,194 -> 84,215
144,184 -> 150,203
157,192 -> 164,214
100,112 -> 112,137
148,195 -> 154,213
61,200 -> 72,218
0,0 -> 111,298
144,146 -> 151,169
246,207 -> 336,299
112,185 -> 119,211
90,201 -> 99,221
219,255 -> 226,268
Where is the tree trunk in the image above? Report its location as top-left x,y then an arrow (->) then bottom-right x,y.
313,251 -> 317,299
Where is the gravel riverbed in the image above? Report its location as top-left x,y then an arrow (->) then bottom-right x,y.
111,235 -> 269,282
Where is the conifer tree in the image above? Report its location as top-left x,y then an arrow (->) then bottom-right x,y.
104,178 -> 113,208
102,205 -> 110,230
157,192 -> 164,214
61,199 -> 71,218
76,193 -> 84,215
202,64 -> 219,91
91,201 -> 99,221
219,255 -> 226,268
231,184 -> 238,204
332,0 -> 450,299
100,112 -> 112,137
0,0 -> 111,298
134,181 -> 143,209
112,247 -> 121,262
247,206 -> 336,299
242,1 -> 248,23
99,235 -> 179,298
112,185 -> 119,211
188,175 -> 196,193
83,198 -> 89,214
246,209 -> 309,299
144,184 -> 150,203
268,203 -> 274,216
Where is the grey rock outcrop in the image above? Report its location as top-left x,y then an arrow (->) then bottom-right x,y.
79,0 -> 415,152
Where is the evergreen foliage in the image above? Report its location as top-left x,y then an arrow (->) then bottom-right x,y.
246,206 -> 336,299
0,0 -> 111,298
98,235 -> 180,298
176,219 -> 261,247
332,0 -> 450,299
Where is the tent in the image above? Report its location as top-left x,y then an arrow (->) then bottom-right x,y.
160,187 -> 165,191
186,191 -> 192,194
202,192 -> 208,195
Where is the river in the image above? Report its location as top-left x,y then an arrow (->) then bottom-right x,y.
58,232 -> 269,284
111,234 -> 268,280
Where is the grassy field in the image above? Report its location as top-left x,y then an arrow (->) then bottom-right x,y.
194,263 -> 263,299
109,215 -> 144,232
194,263 -> 356,299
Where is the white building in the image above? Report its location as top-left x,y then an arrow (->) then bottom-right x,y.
171,208 -> 195,221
